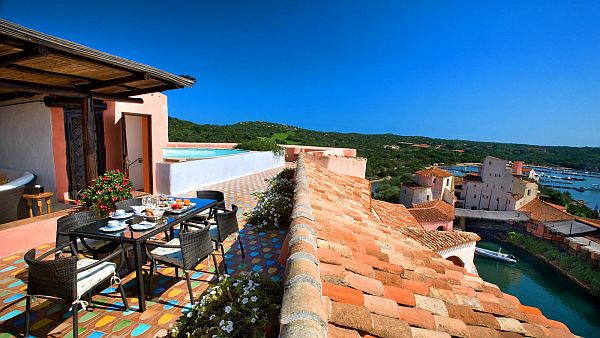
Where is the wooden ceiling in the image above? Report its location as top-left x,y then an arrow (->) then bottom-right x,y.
0,19 -> 195,103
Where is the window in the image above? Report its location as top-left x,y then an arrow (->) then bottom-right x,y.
433,178 -> 437,183
427,195 -> 431,201
527,189 -> 531,196
474,194 -> 477,198
496,198 -> 499,202
489,161 -> 492,165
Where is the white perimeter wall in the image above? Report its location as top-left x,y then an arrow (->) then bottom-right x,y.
0,99 -> 56,198
437,241 -> 477,274
156,151 -> 285,196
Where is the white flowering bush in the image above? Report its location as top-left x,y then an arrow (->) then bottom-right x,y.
245,168 -> 294,230
168,273 -> 282,338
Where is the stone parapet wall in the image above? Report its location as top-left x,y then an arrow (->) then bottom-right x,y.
279,154 -> 327,338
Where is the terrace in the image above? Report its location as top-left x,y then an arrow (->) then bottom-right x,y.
0,167 -> 287,337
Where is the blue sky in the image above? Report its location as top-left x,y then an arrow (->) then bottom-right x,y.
2,1 -> 600,146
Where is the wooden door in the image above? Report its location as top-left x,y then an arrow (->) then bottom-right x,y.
64,109 -> 106,198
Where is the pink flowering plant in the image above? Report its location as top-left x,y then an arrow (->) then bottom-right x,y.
168,273 -> 282,338
76,170 -> 132,217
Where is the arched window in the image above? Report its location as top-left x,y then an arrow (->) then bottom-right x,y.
447,256 -> 464,267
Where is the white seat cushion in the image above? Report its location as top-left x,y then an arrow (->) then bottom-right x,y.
150,238 -> 183,267
76,258 -> 116,297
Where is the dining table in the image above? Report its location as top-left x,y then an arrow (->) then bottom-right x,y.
68,197 -> 218,312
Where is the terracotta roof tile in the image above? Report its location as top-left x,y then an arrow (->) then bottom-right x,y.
370,313 -> 412,338
398,306 -> 436,330
398,227 -> 480,251
433,315 -> 470,337
363,294 -> 399,318
327,324 -> 360,338
279,155 -> 575,338
330,301 -> 373,332
466,325 -> 504,338
322,281 -> 364,306
520,198 -> 574,222
416,167 -> 454,178
411,327 -> 452,338
408,199 -> 456,223
371,199 -> 421,228
402,181 -> 430,190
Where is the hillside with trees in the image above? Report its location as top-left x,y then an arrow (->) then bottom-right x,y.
169,118 -> 600,202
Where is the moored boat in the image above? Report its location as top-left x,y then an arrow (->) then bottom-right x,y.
475,247 -> 518,263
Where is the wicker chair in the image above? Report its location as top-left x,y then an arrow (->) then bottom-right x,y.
114,197 -> 143,210
191,190 -> 226,223
146,225 -> 218,304
56,210 -> 119,257
211,204 -> 245,275
24,244 -> 128,337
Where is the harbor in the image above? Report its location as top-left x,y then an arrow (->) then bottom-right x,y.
475,239 -> 600,337
444,164 -> 600,209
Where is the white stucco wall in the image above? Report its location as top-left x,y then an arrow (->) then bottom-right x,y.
0,99 -> 56,199
460,156 -> 538,211
155,151 -> 285,196
437,241 -> 477,274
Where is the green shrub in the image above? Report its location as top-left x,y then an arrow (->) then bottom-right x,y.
168,273 -> 282,338
235,138 -> 285,157
245,169 -> 294,230
591,278 -> 600,295
544,249 -> 559,262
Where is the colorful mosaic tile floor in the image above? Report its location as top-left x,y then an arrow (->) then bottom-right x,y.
0,167 -> 286,337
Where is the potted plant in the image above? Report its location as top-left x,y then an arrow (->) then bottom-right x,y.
168,273 -> 282,338
76,170 -> 133,217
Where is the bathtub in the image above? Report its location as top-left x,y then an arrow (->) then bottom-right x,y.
0,168 -> 36,223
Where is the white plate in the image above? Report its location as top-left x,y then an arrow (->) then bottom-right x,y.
100,223 -> 128,232
168,203 -> 196,214
110,212 -> 134,219
131,222 -> 157,231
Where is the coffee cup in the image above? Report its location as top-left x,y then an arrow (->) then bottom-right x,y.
114,209 -> 125,216
107,220 -> 120,228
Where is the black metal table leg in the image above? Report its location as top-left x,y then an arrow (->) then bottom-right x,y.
133,243 -> 146,312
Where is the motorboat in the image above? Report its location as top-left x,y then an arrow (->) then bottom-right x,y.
589,184 -> 600,191
475,247 -> 518,263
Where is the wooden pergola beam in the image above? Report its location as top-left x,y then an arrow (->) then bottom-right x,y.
4,64 -> 97,84
0,79 -> 144,103
116,84 -> 180,98
77,73 -> 150,91
0,46 -> 48,67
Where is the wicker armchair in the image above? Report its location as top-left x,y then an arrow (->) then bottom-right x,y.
56,210 -> 118,257
211,204 -> 245,275
114,197 -> 142,210
24,244 -> 128,337
146,225 -> 218,304
191,190 -> 225,223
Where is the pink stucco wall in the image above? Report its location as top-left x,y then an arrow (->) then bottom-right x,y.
281,145 -> 356,162
305,152 -> 367,178
110,93 -> 169,193
0,210 -> 72,258
50,107 -> 69,202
